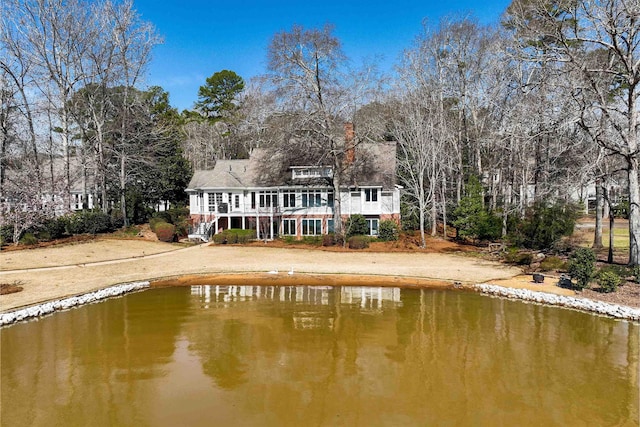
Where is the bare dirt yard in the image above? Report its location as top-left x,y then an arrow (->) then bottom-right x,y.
1,226 -> 638,312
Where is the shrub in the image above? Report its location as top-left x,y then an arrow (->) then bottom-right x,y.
348,235 -> 370,249
632,265 -> 640,284
509,201 -> 578,250
211,229 -> 256,244
345,214 -> 369,237
539,256 -> 567,272
152,211 -> 172,224
19,232 -> 38,246
40,217 -> 68,240
503,249 -> 533,265
451,176 -> 502,241
67,210 -> 113,235
225,231 -> 239,244
212,233 -> 227,244
149,217 -> 165,233
166,207 -> 190,224
154,222 -> 175,242
301,236 -> 322,246
597,270 -> 622,293
1,225 -> 16,244
322,233 -> 337,246
567,248 -> 596,290
236,229 -> 256,244
378,220 -> 399,241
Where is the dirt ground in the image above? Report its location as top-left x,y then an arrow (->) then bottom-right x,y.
1,228 -> 638,312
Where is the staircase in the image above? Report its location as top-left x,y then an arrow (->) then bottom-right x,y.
188,221 -> 213,242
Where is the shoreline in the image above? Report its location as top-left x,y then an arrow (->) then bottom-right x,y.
1,240 -> 639,324
2,273 -> 639,327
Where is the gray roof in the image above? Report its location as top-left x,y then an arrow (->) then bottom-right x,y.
186,142 -> 397,191
187,159 -> 257,190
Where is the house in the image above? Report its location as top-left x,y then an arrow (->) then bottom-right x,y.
186,139 -> 401,241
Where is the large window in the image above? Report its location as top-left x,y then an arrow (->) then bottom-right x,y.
208,192 -> 222,211
365,188 -> 378,202
259,191 -> 278,208
302,219 -> 322,235
301,190 -> 322,207
367,218 -> 379,236
282,191 -> 296,208
282,219 -> 297,235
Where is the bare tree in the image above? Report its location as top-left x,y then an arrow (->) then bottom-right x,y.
505,0 -> 640,264
264,24 -> 362,237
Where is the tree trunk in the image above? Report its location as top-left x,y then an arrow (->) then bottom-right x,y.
627,157 -> 640,266
593,178 -> 603,249
120,154 -> 128,227
441,175 -> 447,239
419,204 -> 426,248
608,210 -> 614,264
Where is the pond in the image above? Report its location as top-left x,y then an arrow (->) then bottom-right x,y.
1,285 -> 638,426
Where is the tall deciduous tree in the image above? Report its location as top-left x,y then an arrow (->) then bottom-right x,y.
265,24 -> 354,236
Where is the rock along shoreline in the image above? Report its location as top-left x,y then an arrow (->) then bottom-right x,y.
2,280 -> 638,326
474,283 -> 640,322
0,281 -> 150,327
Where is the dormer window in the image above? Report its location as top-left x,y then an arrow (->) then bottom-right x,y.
291,166 -> 333,180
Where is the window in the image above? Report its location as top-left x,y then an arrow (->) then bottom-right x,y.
327,191 -> 334,207
365,188 -> 378,202
259,191 -> 278,208
301,190 -> 322,207
282,219 -> 296,235
327,219 -> 334,233
208,193 -> 222,212
282,191 -> 296,208
302,219 -> 322,235
234,194 -> 240,209
367,218 -> 379,236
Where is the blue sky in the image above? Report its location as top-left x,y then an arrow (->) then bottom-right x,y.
133,0 -> 512,112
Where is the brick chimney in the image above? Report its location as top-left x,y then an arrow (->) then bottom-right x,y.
344,122 -> 355,164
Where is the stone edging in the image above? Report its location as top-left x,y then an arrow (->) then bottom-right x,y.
474,283 -> 640,322
0,281 -> 150,327
3,281 -> 638,326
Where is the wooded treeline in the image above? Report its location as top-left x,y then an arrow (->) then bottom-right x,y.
1,0 -> 638,264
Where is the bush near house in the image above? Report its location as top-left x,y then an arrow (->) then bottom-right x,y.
149,217 -> 165,233
67,210 -> 114,235
154,222 -> 176,242
211,229 -> 256,244
378,220 -> 399,241
150,207 -> 190,238
19,233 -> 38,246
348,235 -> 370,249
345,214 -> 369,237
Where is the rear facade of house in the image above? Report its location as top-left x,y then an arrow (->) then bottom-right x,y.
186,141 -> 401,241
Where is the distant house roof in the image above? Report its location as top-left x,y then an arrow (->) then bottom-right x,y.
186,142 -> 397,191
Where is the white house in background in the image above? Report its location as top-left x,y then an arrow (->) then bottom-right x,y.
186,141 -> 401,241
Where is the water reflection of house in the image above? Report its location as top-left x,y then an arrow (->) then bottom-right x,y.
190,285 -> 403,330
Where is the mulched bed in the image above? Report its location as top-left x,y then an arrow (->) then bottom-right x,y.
578,282 -> 640,308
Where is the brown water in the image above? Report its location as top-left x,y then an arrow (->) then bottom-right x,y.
1,285 -> 638,427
